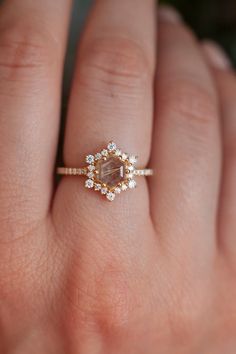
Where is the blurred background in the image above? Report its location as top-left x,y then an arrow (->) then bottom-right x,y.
161,0 -> 236,65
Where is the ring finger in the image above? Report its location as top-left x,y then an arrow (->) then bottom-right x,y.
54,0 -> 157,223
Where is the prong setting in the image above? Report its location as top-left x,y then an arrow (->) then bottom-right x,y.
83,142 -> 138,201
86,155 -> 94,164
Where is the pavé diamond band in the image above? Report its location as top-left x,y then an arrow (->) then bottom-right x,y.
57,141 -> 153,201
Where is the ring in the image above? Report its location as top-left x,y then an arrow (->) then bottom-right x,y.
57,141 -> 153,201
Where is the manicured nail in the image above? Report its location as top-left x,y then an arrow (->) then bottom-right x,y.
158,5 -> 182,24
202,41 -> 232,70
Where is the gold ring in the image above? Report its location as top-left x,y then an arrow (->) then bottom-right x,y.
57,141 -> 154,201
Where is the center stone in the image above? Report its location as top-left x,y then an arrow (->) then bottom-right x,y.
97,157 -> 126,188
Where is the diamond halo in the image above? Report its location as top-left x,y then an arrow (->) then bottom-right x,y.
57,141 -> 153,202
84,141 -> 138,201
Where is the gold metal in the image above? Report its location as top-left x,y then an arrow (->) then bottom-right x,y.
57,167 -> 87,176
57,167 -> 153,177
133,169 -> 153,176
56,141 -> 154,201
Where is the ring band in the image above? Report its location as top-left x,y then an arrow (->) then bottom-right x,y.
57,141 -> 154,201
57,167 -> 153,177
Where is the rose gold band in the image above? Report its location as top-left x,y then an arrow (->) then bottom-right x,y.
57,167 -> 87,176
57,141 -> 153,201
57,167 -> 153,177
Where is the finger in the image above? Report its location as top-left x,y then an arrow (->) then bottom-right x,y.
55,0 -> 156,218
53,2 -> 158,341
64,0 -> 156,166
150,8 -> 221,255
202,41 -> 236,260
0,0 -> 71,234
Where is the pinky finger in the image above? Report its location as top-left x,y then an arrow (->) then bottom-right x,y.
202,41 -> 236,261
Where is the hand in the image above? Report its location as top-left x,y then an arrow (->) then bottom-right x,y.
0,1 -> 236,353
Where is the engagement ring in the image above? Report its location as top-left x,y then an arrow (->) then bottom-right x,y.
57,141 -> 153,201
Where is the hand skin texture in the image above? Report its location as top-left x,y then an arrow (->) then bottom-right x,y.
0,1 -> 236,353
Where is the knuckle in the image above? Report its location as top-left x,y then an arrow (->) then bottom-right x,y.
94,270 -> 137,334
159,78 -> 217,135
0,22 -> 58,79
64,258 -> 140,339
78,37 -> 151,95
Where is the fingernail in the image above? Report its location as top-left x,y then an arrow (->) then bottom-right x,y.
158,5 -> 182,24
202,41 -> 232,70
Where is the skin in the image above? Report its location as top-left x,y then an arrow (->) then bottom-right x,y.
0,0 -> 236,353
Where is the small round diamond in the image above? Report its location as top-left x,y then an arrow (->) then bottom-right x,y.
115,149 -> 121,156
128,165 -> 134,172
106,192 -> 115,201
128,179 -> 136,189
86,155 -> 94,164
95,153 -> 102,160
88,165 -> 95,172
107,141 -> 117,151
85,179 -> 94,189
94,183 -> 101,191
101,149 -> 108,157
101,187 -> 108,195
121,183 -> 128,191
126,173 -> 133,179
122,153 -> 128,161
129,155 -> 137,164
87,172 -> 94,178
114,187 -> 121,194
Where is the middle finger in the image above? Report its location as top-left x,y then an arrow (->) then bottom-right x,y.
151,9 -> 221,255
